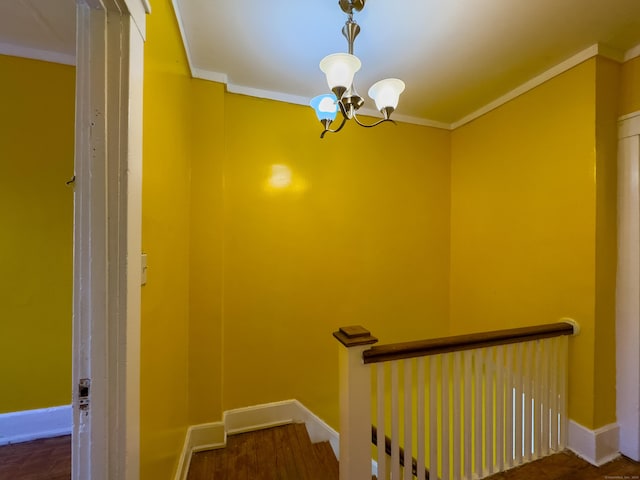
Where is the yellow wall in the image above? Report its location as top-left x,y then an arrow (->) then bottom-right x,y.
141,0 -> 193,477
620,56 -> 640,116
593,57 -> 620,427
221,95 -> 451,428
0,55 -> 74,414
188,78 -> 225,424
143,5 -> 638,473
1,5 -> 633,477
450,58 -> 617,429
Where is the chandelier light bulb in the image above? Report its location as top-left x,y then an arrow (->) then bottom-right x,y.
319,53 -> 361,94
368,78 -> 406,112
310,94 -> 338,122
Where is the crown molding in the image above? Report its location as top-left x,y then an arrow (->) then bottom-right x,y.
225,83 -> 312,109
171,0 -> 197,76
192,68 -> 228,84
170,12 -> 639,133
385,112 -> 451,130
451,44 -> 617,129
222,82 -> 452,130
624,42 -> 640,62
0,42 -> 74,66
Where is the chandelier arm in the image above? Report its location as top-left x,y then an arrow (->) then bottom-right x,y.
352,114 -> 397,128
320,116 -> 348,138
336,99 -> 351,120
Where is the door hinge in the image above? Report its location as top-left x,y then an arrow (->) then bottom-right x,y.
78,378 -> 91,411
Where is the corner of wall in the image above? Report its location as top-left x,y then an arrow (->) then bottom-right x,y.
568,419 -> 620,466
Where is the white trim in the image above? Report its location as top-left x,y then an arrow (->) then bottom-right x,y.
624,43 -> 640,62
191,68 -> 228,84
451,44 -> 609,129
619,111 -> 640,139
0,42 -> 75,66
224,399 -> 338,453
194,76 -> 451,130
73,1 -> 144,479
0,406 -> 72,446
73,4 -> 109,478
174,423 -> 225,480
123,0 -> 148,39
173,400 -> 340,480
225,83 -> 312,109
389,112 -> 451,130
567,420 -> 620,466
616,111 -> 640,461
171,0 -> 197,76
618,110 -> 640,124
122,14 -> 144,480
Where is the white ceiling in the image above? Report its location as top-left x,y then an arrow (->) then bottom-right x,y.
0,0 -> 75,66
3,0 -> 640,126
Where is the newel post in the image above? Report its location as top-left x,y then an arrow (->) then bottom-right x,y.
333,326 -> 378,480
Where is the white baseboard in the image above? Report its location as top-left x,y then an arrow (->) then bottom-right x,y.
0,405 -> 72,446
224,399 -> 339,455
173,399 -> 339,480
568,420 -> 620,466
174,422 -> 226,480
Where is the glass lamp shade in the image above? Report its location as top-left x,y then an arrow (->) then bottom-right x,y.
368,78 -> 405,111
319,53 -> 361,92
309,94 -> 338,121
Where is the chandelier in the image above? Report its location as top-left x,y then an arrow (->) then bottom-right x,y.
310,0 -> 405,138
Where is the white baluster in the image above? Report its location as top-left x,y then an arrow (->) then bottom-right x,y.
505,344 -> 514,469
485,347 -> 495,475
524,341 -> 532,461
464,350 -> 473,479
391,361 -> 400,480
429,356 -> 438,480
541,339 -> 550,456
514,343 -> 523,466
404,360 -> 413,480
550,336 -> 559,451
533,340 -> 542,460
417,357 -> 425,480
495,345 -> 505,472
377,364 -> 387,480
473,349 -> 483,476
558,336 -> 568,449
442,353 -> 450,480
453,351 -> 462,480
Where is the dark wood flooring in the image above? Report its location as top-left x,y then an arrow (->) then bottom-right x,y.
187,423 -> 339,480
1,431 -> 638,480
487,450 -> 640,480
0,435 -> 71,480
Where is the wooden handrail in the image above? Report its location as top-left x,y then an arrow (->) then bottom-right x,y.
371,425 -> 432,480
363,321 -> 575,364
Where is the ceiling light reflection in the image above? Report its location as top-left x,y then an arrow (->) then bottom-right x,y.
265,164 -> 308,193
269,164 -> 292,188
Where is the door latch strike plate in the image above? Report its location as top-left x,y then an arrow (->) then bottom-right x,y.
79,378 -> 91,411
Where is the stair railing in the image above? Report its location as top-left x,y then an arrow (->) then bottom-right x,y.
334,321 -> 577,480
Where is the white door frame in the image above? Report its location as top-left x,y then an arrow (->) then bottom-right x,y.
73,1 -> 147,478
616,110 -> 640,461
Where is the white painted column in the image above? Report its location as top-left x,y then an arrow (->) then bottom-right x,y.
617,111 -> 640,461
334,327 -> 378,480
73,1 -> 147,479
